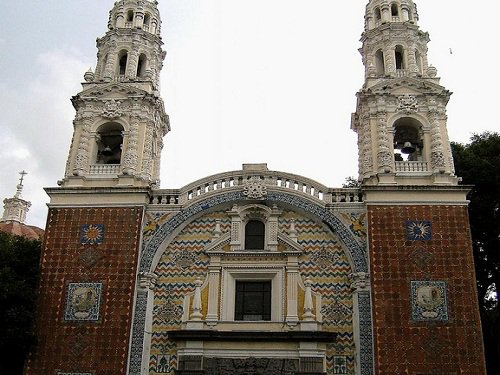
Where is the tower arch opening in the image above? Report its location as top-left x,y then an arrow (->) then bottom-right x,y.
375,49 -> 385,76
391,3 -> 399,19
137,53 -> 147,78
126,10 -> 134,27
395,45 -> 406,70
393,117 -> 424,162
118,50 -> 128,76
95,123 -> 124,165
143,13 -> 151,31
374,7 -> 382,24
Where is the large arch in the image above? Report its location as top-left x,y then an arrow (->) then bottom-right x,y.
129,190 -> 373,375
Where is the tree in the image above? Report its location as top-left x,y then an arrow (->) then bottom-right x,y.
451,132 -> 500,374
0,232 -> 42,375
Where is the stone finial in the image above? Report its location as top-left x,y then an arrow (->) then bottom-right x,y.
84,68 -> 95,82
212,219 -> 222,239
303,278 -> 315,321
190,278 -> 203,320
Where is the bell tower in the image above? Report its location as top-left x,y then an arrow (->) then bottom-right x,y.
351,0 -> 456,186
62,0 -> 169,188
352,2 -> 487,374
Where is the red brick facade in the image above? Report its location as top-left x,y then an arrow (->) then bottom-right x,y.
368,205 -> 486,375
25,206 -> 143,375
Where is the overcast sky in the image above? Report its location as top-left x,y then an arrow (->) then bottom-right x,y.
0,0 -> 498,228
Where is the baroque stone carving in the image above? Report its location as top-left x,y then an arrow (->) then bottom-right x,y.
397,94 -> 419,113
138,272 -> 158,290
101,99 -> 122,119
243,176 -> 268,199
203,357 -> 299,375
350,272 -> 370,291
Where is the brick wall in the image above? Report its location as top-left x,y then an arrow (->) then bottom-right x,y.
25,206 -> 143,375
368,205 -> 486,375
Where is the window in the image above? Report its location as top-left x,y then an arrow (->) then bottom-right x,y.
375,49 -> 385,75
245,220 -> 265,249
118,50 -> 128,76
127,10 -> 134,22
395,45 -> 405,70
235,281 -> 271,321
374,7 -> 382,22
143,13 -> 151,30
391,4 -> 399,17
137,54 -> 147,78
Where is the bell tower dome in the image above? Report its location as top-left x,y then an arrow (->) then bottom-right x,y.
351,0 -> 456,186
62,0 -> 169,188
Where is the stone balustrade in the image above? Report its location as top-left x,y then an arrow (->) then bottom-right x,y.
149,169 -> 363,207
89,164 -> 121,175
395,161 -> 429,173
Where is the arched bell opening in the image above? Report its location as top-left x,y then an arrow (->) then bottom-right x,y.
143,13 -> 151,32
375,49 -> 385,76
117,50 -> 128,77
137,53 -> 147,78
95,123 -> 124,165
374,7 -> 382,24
395,45 -> 406,71
393,118 -> 424,162
126,10 -> 134,27
391,3 -> 400,19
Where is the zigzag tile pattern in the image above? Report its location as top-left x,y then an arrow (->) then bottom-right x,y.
280,213 -> 355,373
149,213 -> 230,374
147,210 -> 356,374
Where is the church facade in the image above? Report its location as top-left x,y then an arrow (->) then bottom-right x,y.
25,1 -> 486,374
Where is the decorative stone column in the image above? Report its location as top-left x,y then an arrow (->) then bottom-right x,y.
126,50 -> 139,79
206,258 -> 221,325
384,47 -> 396,76
73,115 -> 93,176
407,46 -> 418,76
350,272 -> 373,375
286,256 -> 299,326
429,112 -> 446,173
140,121 -> 154,182
103,48 -> 117,81
228,205 -> 241,251
122,116 -> 139,175
401,6 -> 410,22
137,271 -> 158,375
376,111 -> 394,174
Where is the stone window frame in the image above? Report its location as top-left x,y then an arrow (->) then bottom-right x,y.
221,267 -> 284,322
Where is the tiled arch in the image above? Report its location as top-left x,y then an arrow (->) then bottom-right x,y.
128,191 -> 373,375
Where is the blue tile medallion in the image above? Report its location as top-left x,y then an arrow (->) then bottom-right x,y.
64,282 -> 103,321
80,224 -> 105,245
411,281 -> 448,322
406,221 -> 432,241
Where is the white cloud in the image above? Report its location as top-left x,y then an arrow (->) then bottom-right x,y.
0,49 -> 89,228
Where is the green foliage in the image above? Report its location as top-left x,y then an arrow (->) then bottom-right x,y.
0,232 -> 42,375
451,131 -> 500,374
342,176 -> 361,188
